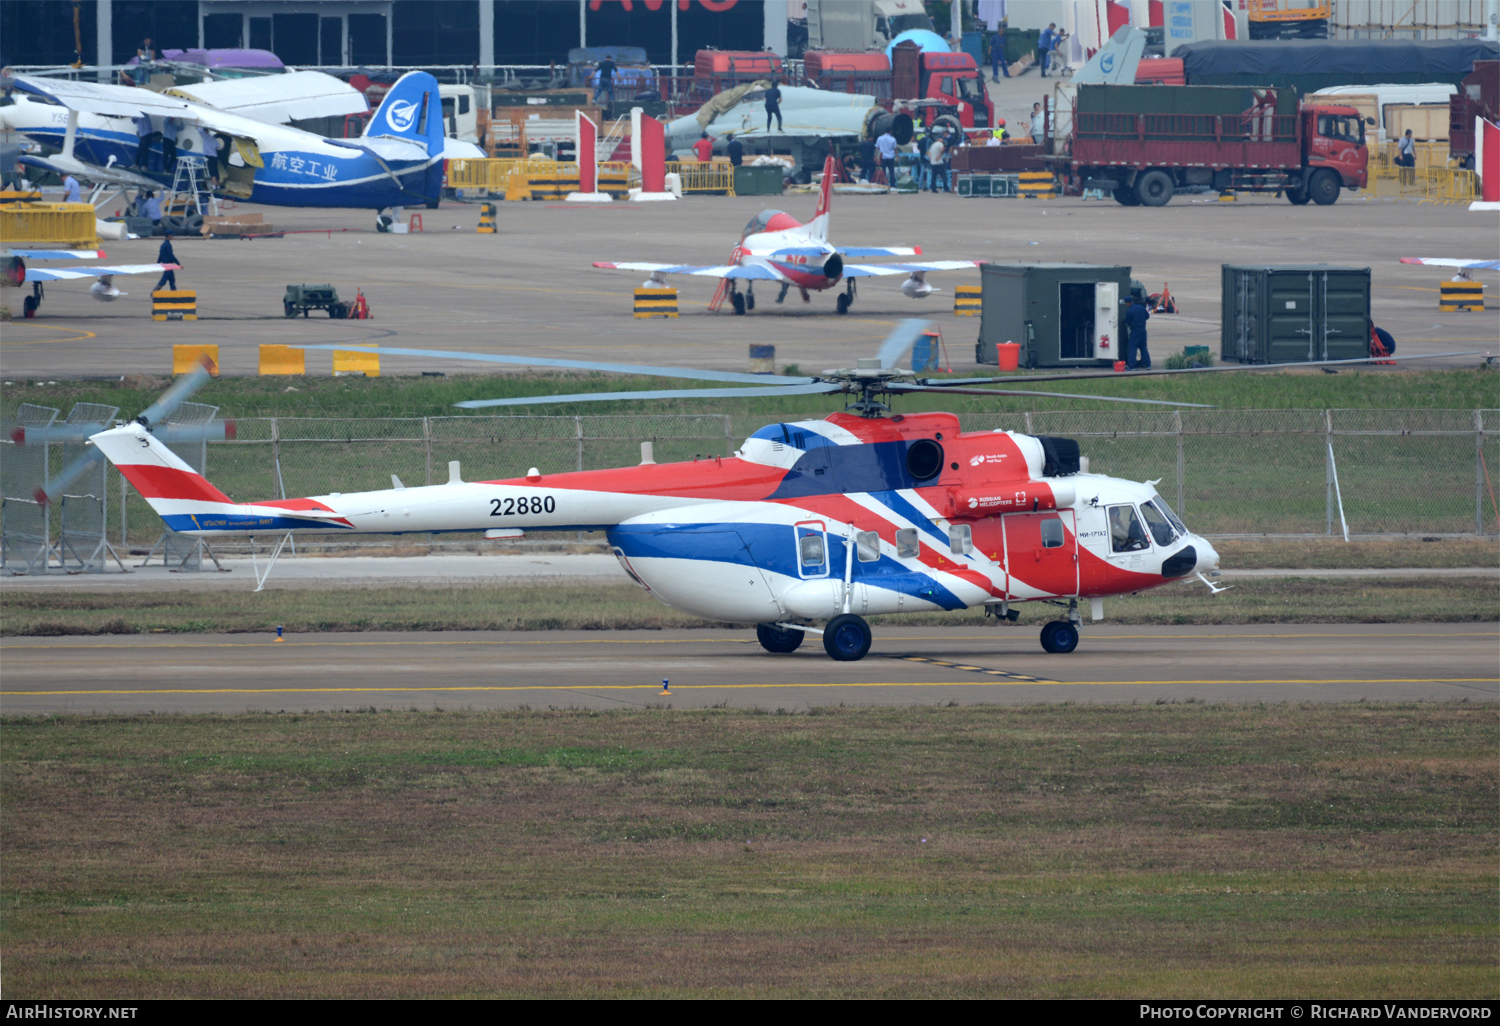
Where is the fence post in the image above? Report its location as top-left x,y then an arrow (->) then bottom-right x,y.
119,465 -> 127,546
423,417 -> 432,487
724,414 -> 732,453
576,415 -> 584,472
271,418 -> 286,499
1325,409 -> 1334,536
1174,411 -> 1185,515
1478,409 -> 1485,536
1024,412 -> 1034,435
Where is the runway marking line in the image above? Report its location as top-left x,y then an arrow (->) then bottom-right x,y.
883,653 -> 1054,683
6,679 -> 1496,697
2,630 -> 1494,654
7,323 -> 99,346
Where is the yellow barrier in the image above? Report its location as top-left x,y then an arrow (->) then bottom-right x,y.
1359,166 -> 1477,204
258,344 -> 305,375
333,345 -> 380,377
477,201 -> 497,233
152,290 -> 197,321
451,157 -> 641,199
1018,171 -> 1057,199
0,202 -> 98,248
633,287 -> 679,318
664,161 -> 735,194
954,284 -> 982,316
1439,280 -> 1485,312
172,344 -> 219,375
1371,140 -> 1451,172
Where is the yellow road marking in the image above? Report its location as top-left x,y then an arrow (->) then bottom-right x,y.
5,323 -> 99,346
5,678 -> 1495,697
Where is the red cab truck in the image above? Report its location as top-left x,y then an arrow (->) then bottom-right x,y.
1050,84 -> 1367,205
802,44 -> 996,131
1449,61 -> 1498,170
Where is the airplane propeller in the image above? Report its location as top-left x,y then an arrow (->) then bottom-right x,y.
24,355 -> 229,506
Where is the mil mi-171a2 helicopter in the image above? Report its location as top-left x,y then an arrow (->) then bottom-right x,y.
54,322 -> 1240,661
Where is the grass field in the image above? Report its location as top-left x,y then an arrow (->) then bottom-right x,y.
2,703 -> 1493,998
3,575 -> 1496,636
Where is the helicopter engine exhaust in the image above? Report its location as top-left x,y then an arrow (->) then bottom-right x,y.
822,252 -> 844,280
866,111 -> 915,146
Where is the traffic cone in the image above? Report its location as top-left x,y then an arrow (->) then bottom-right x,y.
476,201 -> 496,234
660,679 -> 671,695
274,624 -> 284,643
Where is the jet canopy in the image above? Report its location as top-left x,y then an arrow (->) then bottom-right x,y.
743,210 -> 801,237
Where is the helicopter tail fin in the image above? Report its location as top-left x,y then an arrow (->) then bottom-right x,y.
89,424 -> 236,520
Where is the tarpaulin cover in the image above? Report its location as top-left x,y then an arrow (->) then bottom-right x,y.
1173,39 -> 1500,84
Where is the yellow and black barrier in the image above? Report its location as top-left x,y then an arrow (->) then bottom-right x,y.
333,345 -> 380,377
954,284 -> 982,316
153,290 -> 197,321
527,168 -> 580,200
172,344 -> 219,375
1439,279 -> 1484,312
477,202 -> 496,233
258,344 -> 305,375
633,287 -> 679,318
1018,171 -> 1058,199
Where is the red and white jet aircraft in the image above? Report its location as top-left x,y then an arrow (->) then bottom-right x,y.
593,156 -> 979,315
3,248 -> 182,318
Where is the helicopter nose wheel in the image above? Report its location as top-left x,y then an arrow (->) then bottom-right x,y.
756,623 -> 804,653
1039,620 -> 1079,654
823,614 -> 872,661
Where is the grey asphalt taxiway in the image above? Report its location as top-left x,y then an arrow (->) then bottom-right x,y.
2,623 -> 1494,714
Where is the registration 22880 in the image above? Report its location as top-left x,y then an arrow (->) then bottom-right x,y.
490,495 -> 556,516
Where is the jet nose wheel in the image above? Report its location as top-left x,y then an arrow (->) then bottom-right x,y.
756,622 -> 804,654
731,290 -> 747,315
823,614 -> 872,661
1039,620 -> 1079,654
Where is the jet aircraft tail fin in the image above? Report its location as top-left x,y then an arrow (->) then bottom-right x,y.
808,154 -> 836,241
364,71 -> 445,157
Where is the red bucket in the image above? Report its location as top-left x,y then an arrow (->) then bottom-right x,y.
997,342 -> 1021,372
1114,361 -> 1126,372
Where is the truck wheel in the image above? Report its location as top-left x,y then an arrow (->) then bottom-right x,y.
1309,170 -> 1340,206
1113,182 -> 1141,206
1136,170 -> 1174,207
1286,186 -> 1311,205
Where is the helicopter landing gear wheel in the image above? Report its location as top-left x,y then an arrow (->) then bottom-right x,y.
756,623 -> 804,654
731,289 -> 746,315
823,614 -> 872,662
1039,620 -> 1079,654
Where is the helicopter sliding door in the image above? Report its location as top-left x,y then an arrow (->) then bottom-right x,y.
1002,510 -> 1078,597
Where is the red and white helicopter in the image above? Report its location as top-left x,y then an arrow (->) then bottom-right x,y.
3,247 -> 181,318
592,157 -> 979,316
62,325 -> 1240,660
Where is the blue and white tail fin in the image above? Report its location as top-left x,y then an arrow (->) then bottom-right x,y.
363,71 -> 445,157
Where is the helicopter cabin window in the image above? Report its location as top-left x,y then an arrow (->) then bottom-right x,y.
1108,504 -> 1151,553
856,530 -> 881,562
1140,500 -> 1177,546
1040,517 -> 1065,549
896,528 -> 920,559
800,533 -> 825,570
949,524 -> 973,555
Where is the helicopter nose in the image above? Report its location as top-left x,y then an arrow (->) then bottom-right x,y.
1195,537 -> 1220,574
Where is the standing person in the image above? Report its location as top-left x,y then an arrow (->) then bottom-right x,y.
162,117 -> 181,169
726,132 -> 743,167
875,125 -> 898,186
1031,101 -> 1045,142
1038,23 -> 1056,77
692,132 -> 714,163
858,134 -> 876,180
134,114 -> 156,170
990,25 -> 1010,81
594,56 -> 616,105
764,78 -> 783,132
1397,128 -> 1416,184
1124,293 -> 1151,370
61,172 -> 81,203
153,232 -> 179,293
926,132 -> 947,193
1050,29 -> 1070,75
137,36 -> 155,62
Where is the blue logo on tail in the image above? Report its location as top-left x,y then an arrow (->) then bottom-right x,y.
365,71 -> 444,156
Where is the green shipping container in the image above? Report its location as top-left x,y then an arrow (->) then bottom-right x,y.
733,164 -> 784,196
1076,84 -> 1299,118
978,263 -> 1136,368
1220,265 -> 1371,364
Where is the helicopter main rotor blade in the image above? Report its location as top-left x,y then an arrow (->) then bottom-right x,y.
915,351 -> 1483,388
35,448 -> 107,506
876,319 -> 932,370
457,383 -> 842,409
134,355 -> 217,429
300,345 -> 821,387
886,383 -> 1213,408
13,420 -> 235,446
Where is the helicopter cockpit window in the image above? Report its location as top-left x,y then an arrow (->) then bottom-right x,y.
896,528 -> 919,559
1108,504 -> 1151,553
856,530 -> 881,562
1040,518 -> 1065,548
1153,496 -> 1188,536
799,533 -> 825,569
1140,500 -> 1177,546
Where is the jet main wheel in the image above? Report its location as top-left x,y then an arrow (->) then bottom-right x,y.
823,613 -> 872,662
756,623 -> 804,654
731,291 -> 746,315
745,290 -> 756,311
835,293 -> 851,315
1039,620 -> 1079,654
22,295 -> 39,318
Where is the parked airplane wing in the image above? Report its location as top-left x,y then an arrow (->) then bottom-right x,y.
750,246 -> 922,258
164,71 -> 368,124
12,75 -> 194,119
1399,258 -> 1500,269
22,263 -> 179,281
19,152 -> 160,188
593,262 -> 783,280
7,249 -> 107,260
842,261 -> 982,277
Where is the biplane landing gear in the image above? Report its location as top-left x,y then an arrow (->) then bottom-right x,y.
835,278 -> 856,315
823,613 -> 872,661
756,622 -> 804,654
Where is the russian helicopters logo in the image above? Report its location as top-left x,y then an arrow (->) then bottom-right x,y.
385,99 -> 419,132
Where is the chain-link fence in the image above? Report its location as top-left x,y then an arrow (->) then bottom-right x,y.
4,410 -> 1497,549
